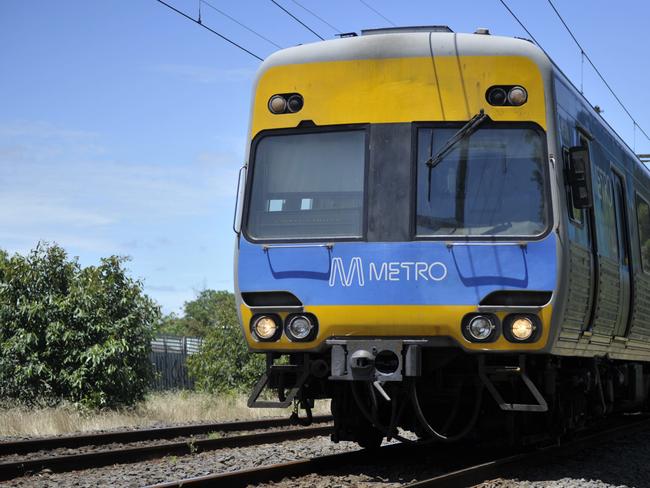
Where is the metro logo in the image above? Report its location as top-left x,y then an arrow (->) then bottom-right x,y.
329,257 -> 448,287
329,257 -> 364,287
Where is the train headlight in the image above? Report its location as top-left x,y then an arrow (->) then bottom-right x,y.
510,317 -> 534,340
285,314 -> 318,341
503,314 -> 541,343
251,315 -> 281,341
287,94 -> 304,113
268,95 -> 287,114
487,87 -> 508,106
461,314 -> 499,343
508,86 -> 528,106
268,93 -> 303,114
468,316 -> 496,341
486,85 -> 528,106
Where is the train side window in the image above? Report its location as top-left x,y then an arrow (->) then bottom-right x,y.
563,147 -> 583,224
636,195 -> 650,273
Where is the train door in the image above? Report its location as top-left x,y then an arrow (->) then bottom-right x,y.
578,133 -> 599,335
561,131 -> 598,336
584,137 -> 622,340
612,171 -> 633,337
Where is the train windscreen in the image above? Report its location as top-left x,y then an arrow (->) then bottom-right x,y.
246,130 -> 366,239
416,126 -> 548,237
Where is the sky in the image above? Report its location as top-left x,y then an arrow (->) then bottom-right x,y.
1,0 -> 649,314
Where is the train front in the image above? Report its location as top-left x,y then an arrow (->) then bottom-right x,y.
234,27 -> 558,447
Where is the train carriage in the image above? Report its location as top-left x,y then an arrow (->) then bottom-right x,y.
233,26 -> 650,447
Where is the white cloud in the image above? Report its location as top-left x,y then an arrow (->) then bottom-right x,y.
150,64 -> 255,84
0,121 -> 98,139
0,121 -> 241,252
0,194 -> 116,227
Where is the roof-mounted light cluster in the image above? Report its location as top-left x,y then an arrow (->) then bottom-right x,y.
268,93 -> 304,114
486,85 -> 528,107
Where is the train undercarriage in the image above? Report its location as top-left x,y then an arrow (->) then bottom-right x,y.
248,342 -> 650,448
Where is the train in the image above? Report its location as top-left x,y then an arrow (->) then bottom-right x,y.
233,25 -> 650,448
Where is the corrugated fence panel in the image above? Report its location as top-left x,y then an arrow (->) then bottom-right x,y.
149,335 -> 203,391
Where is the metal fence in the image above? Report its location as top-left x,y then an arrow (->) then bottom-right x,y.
150,335 -> 203,390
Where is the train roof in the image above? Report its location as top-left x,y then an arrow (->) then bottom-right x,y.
257,27 -> 552,73
253,26 -> 646,172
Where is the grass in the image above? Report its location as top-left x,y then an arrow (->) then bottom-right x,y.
0,391 -> 330,438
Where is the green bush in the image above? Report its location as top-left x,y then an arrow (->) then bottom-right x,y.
186,290 -> 264,392
0,243 -> 160,408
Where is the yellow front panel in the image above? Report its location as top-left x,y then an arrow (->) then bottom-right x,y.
245,53 -> 550,353
252,55 -> 546,136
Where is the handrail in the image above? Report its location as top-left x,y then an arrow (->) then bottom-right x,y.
262,243 -> 334,252
232,164 -> 247,234
446,241 -> 527,248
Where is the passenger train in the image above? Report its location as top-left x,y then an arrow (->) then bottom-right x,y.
233,26 -> 650,447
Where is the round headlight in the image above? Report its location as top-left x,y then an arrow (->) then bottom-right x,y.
286,314 -> 315,341
252,315 -> 279,340
508,86 -> 528,106
268,95 -> 287,114
511,317 -> 534,341
467,315 -> 495,341
287,94 -> 303,113
487,87 -> 508,106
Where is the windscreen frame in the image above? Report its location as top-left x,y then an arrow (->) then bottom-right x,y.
411,121 -> 553,242
242,124 -> 370,244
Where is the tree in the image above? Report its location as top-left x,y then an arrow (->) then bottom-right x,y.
155,312 -> 188,337
186,290 -> 265,392
157,290 -> 238,338
0,243 -> 160,408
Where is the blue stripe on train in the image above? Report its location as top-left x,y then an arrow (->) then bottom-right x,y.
237,235 -> 557,306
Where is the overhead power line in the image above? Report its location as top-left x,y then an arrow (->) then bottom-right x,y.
289,0 -> 342,34
268,0 -> 324,40
545,0 -> 650,144
497,0 -> 649,149
200,0 -> 283,49
359,0 -> 397,27
154,0 -> 263,61
496,0 -> 541,46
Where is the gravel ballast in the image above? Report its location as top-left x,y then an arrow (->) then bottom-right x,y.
0,425 -> 321,463
474,426 -> 650,488
4,435 -> 359,487
5,425 -> 650,487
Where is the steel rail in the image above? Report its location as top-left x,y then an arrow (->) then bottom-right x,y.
145,445 -> 407,488
146,415 -> 650,488
0,414 -> 332,456
405,415 -> 650,487
0,424 -> 333,481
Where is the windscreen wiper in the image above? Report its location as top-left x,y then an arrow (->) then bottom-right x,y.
426,109 -> 490,200
426,110 -> 490,170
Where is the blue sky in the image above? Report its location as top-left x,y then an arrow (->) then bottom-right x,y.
1,0 -> 649,313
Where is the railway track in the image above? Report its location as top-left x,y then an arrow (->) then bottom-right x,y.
406,414 -> 650,487
0,415 -> 332,482
144,415 -> 650,488
0,415 -> 332,456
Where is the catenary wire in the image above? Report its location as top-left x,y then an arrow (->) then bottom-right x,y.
268,0 -> 324,40
496,0 -> 541,46
358,0 -> 397,27
289,0 -> 342,34
498,0 -> 649,147
200,0 -> 283,49
154,0 -> 263,61
545,0 -> 650,144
